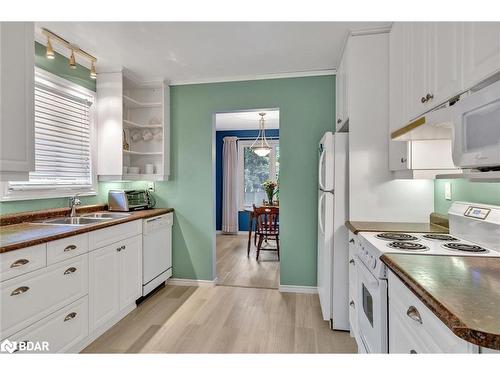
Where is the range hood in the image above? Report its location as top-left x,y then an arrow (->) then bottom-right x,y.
391,104 -> 455,141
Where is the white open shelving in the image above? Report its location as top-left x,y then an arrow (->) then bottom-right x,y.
97,70 -> 170,182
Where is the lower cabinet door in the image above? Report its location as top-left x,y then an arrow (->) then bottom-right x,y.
89,243 -> 120,332
119,235 -> 142,309
8,296 -> 89,353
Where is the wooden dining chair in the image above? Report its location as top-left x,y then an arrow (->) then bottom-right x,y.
253,206 -> 280,261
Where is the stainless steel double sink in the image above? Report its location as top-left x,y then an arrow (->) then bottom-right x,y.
36,212 -> 131,226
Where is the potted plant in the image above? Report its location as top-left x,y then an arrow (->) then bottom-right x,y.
262,180 -> 278,205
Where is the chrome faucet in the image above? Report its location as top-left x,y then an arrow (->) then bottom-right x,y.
69,194 -> 82,217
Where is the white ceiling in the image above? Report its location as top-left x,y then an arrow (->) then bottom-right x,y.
215,110 -> 279,131
35,22 -> 391,84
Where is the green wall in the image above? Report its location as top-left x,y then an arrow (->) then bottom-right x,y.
34,42 -> 96,91
155,76 -> 335,285
434,180 -> 500,215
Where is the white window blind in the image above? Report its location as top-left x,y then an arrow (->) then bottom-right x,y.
9,73 -> 94,192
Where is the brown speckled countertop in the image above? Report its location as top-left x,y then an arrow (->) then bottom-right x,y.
345,221 -> 448,235
381,253 -> 500,350
0,207 -> 174,253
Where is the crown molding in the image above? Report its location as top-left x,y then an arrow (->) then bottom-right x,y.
169,69 -> 336,86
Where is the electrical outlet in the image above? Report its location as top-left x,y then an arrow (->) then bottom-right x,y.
147,181 -> 155,192
445,182 -> 452,201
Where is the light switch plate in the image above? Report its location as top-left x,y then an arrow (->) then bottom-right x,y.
445,182 -> 452,200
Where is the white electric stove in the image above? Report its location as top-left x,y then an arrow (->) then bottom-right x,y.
353,201 -> 500,354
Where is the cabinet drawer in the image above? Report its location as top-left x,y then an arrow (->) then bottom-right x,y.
1,254 -> 88,339
89,220 -> 142,250
388,271 -> 475,353
47,233 -> 89,265
8,296 -> 88,353
0,244 -> 46,282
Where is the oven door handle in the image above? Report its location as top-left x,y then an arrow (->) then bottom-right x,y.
356,255 -> 379,288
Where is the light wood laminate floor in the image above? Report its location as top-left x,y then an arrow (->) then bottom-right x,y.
216,233 -> 279,289
83,284 -> 357,353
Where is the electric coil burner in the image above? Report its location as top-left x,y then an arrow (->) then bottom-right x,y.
442,243 -> 487,253
376,233 -> 419,241
422,234 -> 459,241
387,241 -> 428,251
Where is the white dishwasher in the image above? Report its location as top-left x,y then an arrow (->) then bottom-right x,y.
142,213 -> 173,297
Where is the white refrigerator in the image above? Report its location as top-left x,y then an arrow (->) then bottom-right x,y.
317,131 -> 349,331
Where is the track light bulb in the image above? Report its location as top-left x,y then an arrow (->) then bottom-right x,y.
46,37 -> 55,59
69,50 -> 77,69
90,61 -> 97,79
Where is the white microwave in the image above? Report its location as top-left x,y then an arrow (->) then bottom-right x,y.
452,79 -> 500,170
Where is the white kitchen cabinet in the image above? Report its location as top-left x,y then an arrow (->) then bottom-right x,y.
406,22 -> 463,122
8,296 -> 89,353
335,39 -> 350,131
89,234 -> 142,332
348,230 -> 359,338
118,235 -> 142,309
1,254 -> 88,340
389,23 -> 411,171
389,22 -> 462,175
89,241 -> 120,332
97,71 -> 170,181
388,271 -> 477,353
462,22 -> 500,89
428,22 -> 463,106
0,22 -> 35,181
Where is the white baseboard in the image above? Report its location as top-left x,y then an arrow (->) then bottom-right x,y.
167,278 -> 217,287
215,230 -> 248,235
279,284 -> 318,294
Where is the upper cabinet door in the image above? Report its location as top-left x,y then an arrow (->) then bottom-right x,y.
428,22 -> 463,106
0,22 -> 35,180
389,23 -> 411,171
463,22 -> 500,89
408,22 -> 431,120
335,59 -> 344,130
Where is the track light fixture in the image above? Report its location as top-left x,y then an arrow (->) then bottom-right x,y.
69,50 -> 77,69
45,37 -> 55,59
90,61 -> 97,79
41,28 -> 97,79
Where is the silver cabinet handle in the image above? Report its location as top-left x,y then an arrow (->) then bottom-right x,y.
426,93 -> 434,101
64,244 -> 77,252
11,286 -> 30,296
406,306 -> 423,324
337,118 -> 342,124
349,239 -> 355,244
410,349 -> 417,354
400,157 -> 407,163
10,258 -> 29,268
64,312 -> 77,322
421,96 -> 427,103
349,300 -> 355,308
116,245 -> 125,252
349,259 -> 355,265
64,267 -> 77,275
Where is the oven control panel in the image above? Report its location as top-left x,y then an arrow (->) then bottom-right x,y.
357,237 -> 387,279
464,206 -> 491,220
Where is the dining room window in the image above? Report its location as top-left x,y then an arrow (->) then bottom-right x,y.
2,68 -> 97,201
237,139 -> 279,210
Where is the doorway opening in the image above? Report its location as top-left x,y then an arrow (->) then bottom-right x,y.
213,109 -> 280,289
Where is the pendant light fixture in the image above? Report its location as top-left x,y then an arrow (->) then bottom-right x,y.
251,112 -> 271,157
69,49 -> 77,69
45,36 -> 55,59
